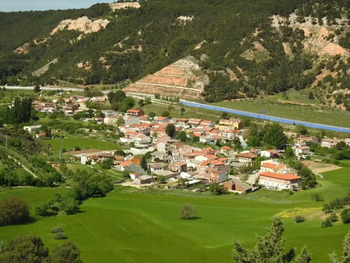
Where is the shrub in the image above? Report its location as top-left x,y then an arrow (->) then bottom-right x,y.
54,232 -> 68,240
321,218 -> 333,228
311,193 -> 324,202
341,208 -> 350,224
51,226 -> 63,233
0,197 -> 30,226
329,212 -> 339,222
179,203 -> 196,220
295,216 -> 305,223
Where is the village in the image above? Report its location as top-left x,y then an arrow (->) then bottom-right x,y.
22,91 -> 350,195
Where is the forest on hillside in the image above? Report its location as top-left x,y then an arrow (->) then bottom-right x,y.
1,0 -> 350,103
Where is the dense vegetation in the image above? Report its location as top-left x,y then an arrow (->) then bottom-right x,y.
0,0 -> 349,103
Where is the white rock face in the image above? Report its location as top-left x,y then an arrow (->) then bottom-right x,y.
109,2 -> 140,11
51,16 -> 110,35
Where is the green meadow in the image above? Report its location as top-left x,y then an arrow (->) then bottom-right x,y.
212,97 -> 350,128
0,167 -> 349,263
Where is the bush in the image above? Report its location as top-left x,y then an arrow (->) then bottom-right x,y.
179,203 -> 196,220
341,208 -> 350,224
51,226 -> 63,233
0,197 -> 30,226
54,232 -> 68,240
329,212 -> 339,222
295,216 -> 305,223
321,218 -> 333,228
311,193 -> 324,202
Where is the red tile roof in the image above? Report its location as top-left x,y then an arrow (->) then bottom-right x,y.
260,172 -> 301,180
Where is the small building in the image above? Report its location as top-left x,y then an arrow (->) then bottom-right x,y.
23,125 -> 42,133
215,119 -> 242,130
135,175 -> 154,184
224,179 -> 252,193
126,109 -> 144,117
321,138 -> 339,148
294,146 -> 310,159
235,152 -> 258,164
149,162 -> 168,172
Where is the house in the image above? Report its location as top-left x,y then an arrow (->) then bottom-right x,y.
215,118 -> 242,130
235,152 -> 258,164
149,162 -> 168,173
294,146 -> 310,159
151,151 -> 172,162
126,109 -> 144,117
188,118 -> 202,127
261,149 -> 280,158
199,136 -> 215,144
259,172 -> 301,191
258,159 -> 301,191
23,125 -> 42,133
119,160 -> 145,174
224,179 -> 252,193
221,146 -> 233,156
321,138 -> 339,148
134,134 -> 152,149
114,155 -> 125,165
296,135 -> 319,145
134,175 -> 154,184
260,160 -> 291,174
199,120 -> 215,128
168,162 -> 187,173
104,115 -> 120,126
201,167 -> 226,183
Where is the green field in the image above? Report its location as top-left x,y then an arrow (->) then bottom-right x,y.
0,168 -> 349,263
46,136 -> 121,154
212,97 -> 350,128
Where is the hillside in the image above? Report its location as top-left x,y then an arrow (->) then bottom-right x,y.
1,0 -> 350,107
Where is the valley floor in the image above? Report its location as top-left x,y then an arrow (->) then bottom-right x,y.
0,167 -> 349,262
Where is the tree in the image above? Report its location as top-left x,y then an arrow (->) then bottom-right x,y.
294,246 -> 312,263
329,230 -> 350,263
233,218 -> 311,263
141,155 -> 148,171
308,91 -> 314,100
149,112 -> 156,118
165,123 -> 176,138
34,84 -> 41,93
161,111 -> 170,117
0,236 -> 49,263
51,242 -> 82,263
209,183 -> 225,195
263,123 -> 287,149
180,107 -> 185,116
341,209 -> 350,224
138,99 -> 145,108
145,97 -> 151,105
179,203 -> 196,220
157,175 -> 166,183
177,131 -> 187,142
0,197 -> 30,226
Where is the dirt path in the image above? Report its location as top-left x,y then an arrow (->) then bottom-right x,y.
7,155 -> 38,178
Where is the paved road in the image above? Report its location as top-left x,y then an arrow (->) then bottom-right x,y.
180,100 -> 350,134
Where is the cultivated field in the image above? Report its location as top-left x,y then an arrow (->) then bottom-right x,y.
0,168 -> 349,263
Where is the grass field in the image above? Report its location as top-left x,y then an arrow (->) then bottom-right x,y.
212,97 -> 350,128
46,136 -> 121,154
0,168 -> 349,263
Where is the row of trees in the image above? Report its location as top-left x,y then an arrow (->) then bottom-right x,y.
4,97 -> 33,125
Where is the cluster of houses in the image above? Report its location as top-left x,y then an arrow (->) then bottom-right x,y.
28,96 -> 350,194
33,95 -> 106,115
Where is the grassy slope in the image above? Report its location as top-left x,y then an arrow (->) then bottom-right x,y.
0,168 -> 349,263
212,96 -> 350,128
